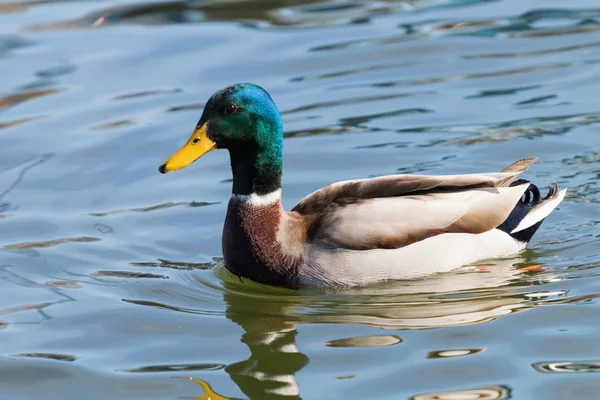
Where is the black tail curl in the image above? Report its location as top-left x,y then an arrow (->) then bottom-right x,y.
497,180 -> 561,243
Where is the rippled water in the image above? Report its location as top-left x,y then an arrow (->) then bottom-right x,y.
1,0 -> 600,399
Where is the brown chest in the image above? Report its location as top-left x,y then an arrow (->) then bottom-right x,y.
222,200 -> 302,287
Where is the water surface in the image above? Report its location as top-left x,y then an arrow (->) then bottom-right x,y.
1,0 -> 600,399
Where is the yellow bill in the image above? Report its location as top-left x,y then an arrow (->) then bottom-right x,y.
159,124 -> 216,173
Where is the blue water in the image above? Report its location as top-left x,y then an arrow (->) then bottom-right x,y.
1,0 -> 600,399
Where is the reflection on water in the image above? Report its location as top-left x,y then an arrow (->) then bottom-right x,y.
0,88 -> 64,111
426,348 -> 485,358
223,288 -> 307,400
161,256 -> 563,399
533,361 -> 600,374
326,335 -> 403,347
189,378 -> 232,400
11,352 -> 79,362
16,1 -> 600,35
87,200 -> 218,217
411,385 -> 512,400
123,363 -> 225,373
4,236 -> 101,250
18,0 -> 495,31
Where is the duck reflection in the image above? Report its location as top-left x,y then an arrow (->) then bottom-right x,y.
189,255 -> 562,399
222,287 -> 307,400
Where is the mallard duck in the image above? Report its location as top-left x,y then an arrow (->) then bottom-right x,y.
159,83 -> 566,288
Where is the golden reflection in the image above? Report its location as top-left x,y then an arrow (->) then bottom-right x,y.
0,302 -> 54,316
0,88 -> 64,111
188,378 -> 231,400
44,280 -> 82,289
4,236 -> 100,250
0,116 -> 46,130
89,119 -> 134,131
0,2 -> 28,15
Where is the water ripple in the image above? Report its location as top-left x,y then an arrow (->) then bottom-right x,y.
0,88 -> 64,112
0,116 -> 46,130
113,88 -> 182,101
426,348 -> 486,359
11,353 -> 79,362
404,8 -> 600,40
91,271 -> 169,280
464,40 -> 600,59
348,62 -> 571,89
20,0 -> 498,31
3,236 -> 102,250
411,385 -> 512,400
326,335 -> 403,348
465,85 -> 540,99
87,201 -> 217,217
339,107 -> 433,127
533,361 -> 600,373
0,302 -> 53,319
122,299 -> 224,317
123,363 -> 225,373
44,280 -> 82,289
282,91 -> 434,114
315,7 -> 600,53
89,119 -> 135,131
4,236 -> 101,250
130,258 -> 219,271
398,112 -> 600,145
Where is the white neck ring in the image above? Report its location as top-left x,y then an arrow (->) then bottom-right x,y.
231,189 -> 282,206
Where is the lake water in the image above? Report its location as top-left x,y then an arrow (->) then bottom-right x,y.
2,0 -> 600,399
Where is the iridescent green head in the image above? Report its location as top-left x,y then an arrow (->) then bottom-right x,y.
159,83 -> 284,195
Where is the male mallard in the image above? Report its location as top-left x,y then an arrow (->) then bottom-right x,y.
159,83 -> 566,288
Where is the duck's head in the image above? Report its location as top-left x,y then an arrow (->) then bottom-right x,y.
158,83 -> 283,177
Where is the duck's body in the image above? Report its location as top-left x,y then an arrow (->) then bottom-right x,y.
159,83 -> 566,288
221,162 -> 564,288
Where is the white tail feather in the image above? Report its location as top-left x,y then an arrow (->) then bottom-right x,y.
511,188 -> 567,233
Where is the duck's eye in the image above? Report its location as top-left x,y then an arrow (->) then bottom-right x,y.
224,104 -> 237,115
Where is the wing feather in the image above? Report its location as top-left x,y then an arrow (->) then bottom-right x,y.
292,158 -> 537,215
292,158 -> 539,251
309,185 -> 529,250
